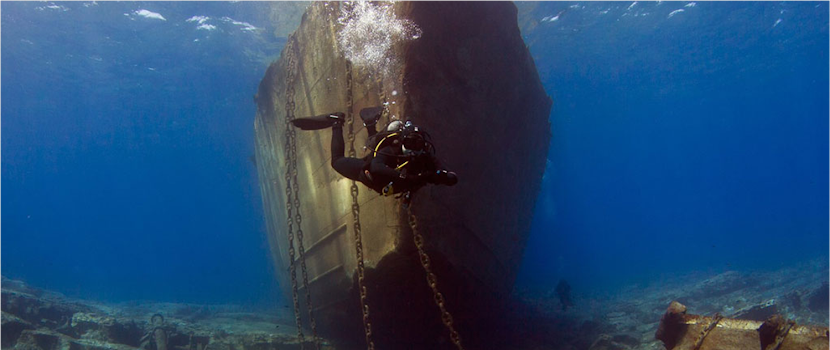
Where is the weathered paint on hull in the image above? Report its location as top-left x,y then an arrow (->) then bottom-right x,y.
254,2 -> 551,348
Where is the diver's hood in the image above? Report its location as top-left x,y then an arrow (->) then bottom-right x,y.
387,120 -> 404,132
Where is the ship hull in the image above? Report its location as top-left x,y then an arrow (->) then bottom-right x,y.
254,2 -> 551,348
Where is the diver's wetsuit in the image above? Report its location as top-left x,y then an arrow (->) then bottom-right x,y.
329,124 -> 448,194
329,124 -> 382,192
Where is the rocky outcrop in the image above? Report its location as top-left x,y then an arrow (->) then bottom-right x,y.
0,278 -> 331,350
2,286 -> 96,329
68,313 -> 144,346
2,312 -> 36,349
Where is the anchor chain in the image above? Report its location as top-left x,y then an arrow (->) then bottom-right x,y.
766,319 -> 796,350
692,313 -> 722,350
282,34 -> 320,350
407,207 -> 464,350
323,4 -> 376,348
282,35 -> 304,347
326,4 -> 459,348
346,59 -> 376,350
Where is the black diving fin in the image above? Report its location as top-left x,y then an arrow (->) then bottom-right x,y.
360,106 -> 384,127
290,112 -> 345,130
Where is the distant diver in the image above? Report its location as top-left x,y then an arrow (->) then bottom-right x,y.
555,279 -> 574,311
291,106 -> 458,201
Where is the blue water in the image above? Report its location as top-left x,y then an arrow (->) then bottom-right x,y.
515,1 -> 829,293
1,1 -> 287,306
2,1 -> 827,309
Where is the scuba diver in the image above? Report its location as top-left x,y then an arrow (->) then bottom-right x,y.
555,279 -> 574,311
291,106 -> 458,199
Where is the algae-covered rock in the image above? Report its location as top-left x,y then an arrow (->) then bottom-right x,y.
1,278 -> 334,350
71,313 -> 143,347
1,289 -> 90,328
2,312 -> 36,348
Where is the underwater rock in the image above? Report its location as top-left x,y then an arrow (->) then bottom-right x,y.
1,289 -> 93,328
70,313 -> 144,347
1,277 -> 46,297
2,312 -> 36,348
12,329 -> 142,350
1,278 -> 336,350
13,329 -> 70,350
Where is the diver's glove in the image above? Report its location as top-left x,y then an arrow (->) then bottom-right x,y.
431,170 -> 458,186
329,112 -> 345,127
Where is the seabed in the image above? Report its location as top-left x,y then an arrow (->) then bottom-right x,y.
2,258 -> 826,350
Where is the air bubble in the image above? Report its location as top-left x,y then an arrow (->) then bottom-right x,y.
337,1 -> 422,79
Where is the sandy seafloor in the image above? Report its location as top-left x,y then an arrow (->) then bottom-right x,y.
2,257 -> 827,350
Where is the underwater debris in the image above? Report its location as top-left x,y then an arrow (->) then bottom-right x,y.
655,301 -> 829,350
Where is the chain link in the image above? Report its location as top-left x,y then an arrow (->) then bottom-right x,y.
345,57 -> 376,350
322,4 -> 375,348
327,4 -> 376,347
282,35 -> 305,348
692,314 -> 722,350
289,74 -> 320,350
282,34 -> 320,350
408,207 -> 464,350
320,2 -> 464,350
